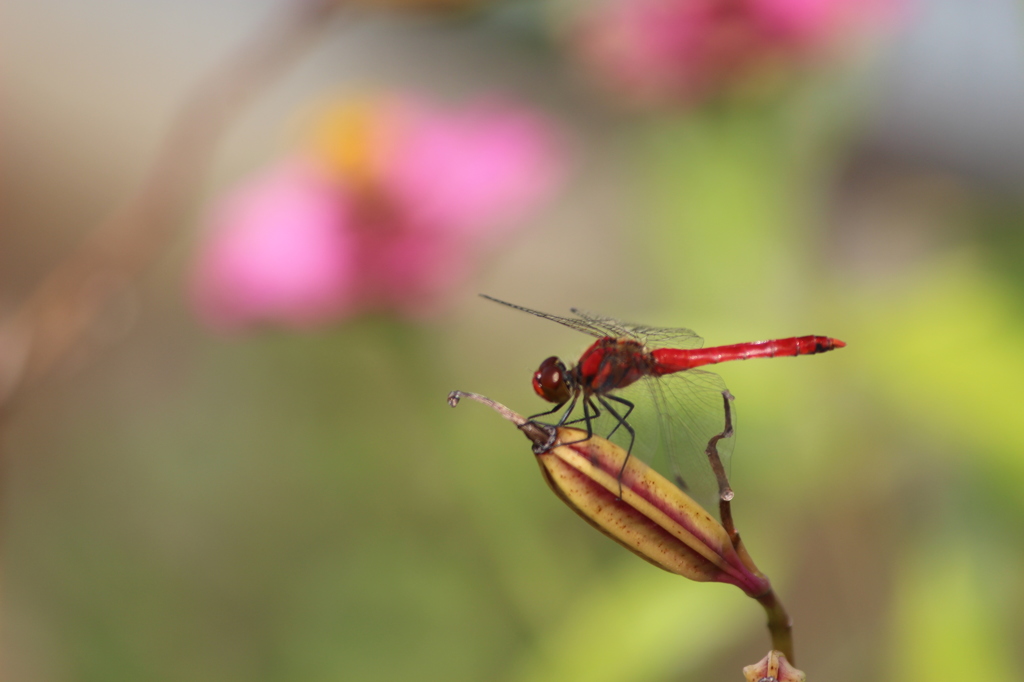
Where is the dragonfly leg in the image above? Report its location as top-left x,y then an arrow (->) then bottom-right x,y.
565,400 -> 600,426
528,400 -> 568,423
555,395 -> 579,427
602,395 -> 635,440
580,397 -> 596,440
555,396 -> 599,447
598,395 -> 635,499
587,397 -> 602,439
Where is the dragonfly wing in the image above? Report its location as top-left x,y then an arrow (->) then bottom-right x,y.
569,308 -> 704,350
597,369 -> 734,516
480,295 -> 607,339
481,296 -> 704,349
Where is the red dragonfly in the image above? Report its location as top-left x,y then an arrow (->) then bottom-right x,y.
483,295 -> 845,507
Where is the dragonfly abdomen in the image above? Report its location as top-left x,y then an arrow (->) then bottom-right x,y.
651,336 -> 845,373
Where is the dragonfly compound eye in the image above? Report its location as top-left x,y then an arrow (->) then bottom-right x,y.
532,356 -> 571,404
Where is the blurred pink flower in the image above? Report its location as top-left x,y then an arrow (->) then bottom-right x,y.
192,160 -> 357,330
191,96 -> 566,329
384,101 -> 565,237
754,0 -> 902,47
575,0 -> 903,106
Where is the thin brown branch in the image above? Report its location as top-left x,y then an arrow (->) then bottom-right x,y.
0,0 -> 348,413
706,390 -> 737,541
703,390 -> 795,662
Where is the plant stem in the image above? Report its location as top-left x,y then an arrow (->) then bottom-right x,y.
704,390 -> 795,662
756,588 -> 794,664
706,391 -> 737,540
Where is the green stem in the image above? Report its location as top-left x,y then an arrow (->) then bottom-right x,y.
756,588 -> 795,664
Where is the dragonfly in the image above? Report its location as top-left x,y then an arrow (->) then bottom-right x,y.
483,295 -> 846,508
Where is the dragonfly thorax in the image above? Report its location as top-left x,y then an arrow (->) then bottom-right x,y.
577,337 -> 652,395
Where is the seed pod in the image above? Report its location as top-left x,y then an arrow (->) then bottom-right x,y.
448,391 -> 771,597
536,425 -> 770,596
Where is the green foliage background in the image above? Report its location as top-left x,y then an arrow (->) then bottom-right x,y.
3,2 -> 1024,681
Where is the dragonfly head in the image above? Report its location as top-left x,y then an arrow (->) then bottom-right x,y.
533,356 -> 573,404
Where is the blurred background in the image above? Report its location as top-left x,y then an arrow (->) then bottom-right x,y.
2,0 -> 1024,680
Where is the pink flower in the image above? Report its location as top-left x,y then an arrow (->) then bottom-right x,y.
754,0 -> 902,47
384,101 -> 565,237
574,0 -> 903,106
574,0 -> 721,104
190,96 -> 566,329
192,160 -> 358,330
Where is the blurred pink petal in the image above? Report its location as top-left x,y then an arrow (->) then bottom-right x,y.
754,0 -> 903,46
576,0 -> 905,105
192,160 -> 357,330
576,0 -> 718,103
361,231 -> 477,316
383,99 -> 566,236
754,0 -> 836,45
191,95 -> 568,327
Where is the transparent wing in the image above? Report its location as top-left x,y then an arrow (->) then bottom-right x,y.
590,369 -> 735,517
480,295 -> 607,339
569,308 -> 704,350
481,295 -> 705,350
